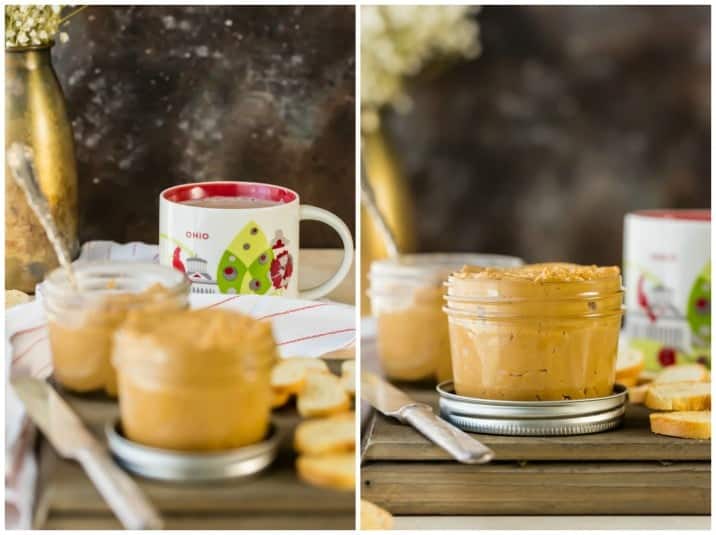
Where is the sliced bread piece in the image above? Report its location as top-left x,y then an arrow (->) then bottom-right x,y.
654,364 -> 710,384
645,381 -> 711,411
297,371 -> 351,418
340,360 -> 355,396
5,289 -> 31,309
296,452 -> 355,491
294,412 -> 355,455
270,357 -> 328,395
616,347 -> 644,385
361,500 -> 394,530
271,389 -> 291,409
628,383 -> 650,404
650,411 -> 711,439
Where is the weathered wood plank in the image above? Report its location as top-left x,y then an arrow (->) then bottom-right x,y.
361,461 -> 711,515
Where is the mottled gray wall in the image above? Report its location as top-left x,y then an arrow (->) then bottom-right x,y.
383,5 -> 710,266
52,5 -> 355,247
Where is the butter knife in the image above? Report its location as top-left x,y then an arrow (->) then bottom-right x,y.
361,372 -> 494,464
11,377 -> 163,530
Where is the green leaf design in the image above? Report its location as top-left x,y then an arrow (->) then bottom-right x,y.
217,221 -> 274,295
216,250 -> 248,294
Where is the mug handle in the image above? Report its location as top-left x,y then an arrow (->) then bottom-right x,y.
298,205 -> 354,301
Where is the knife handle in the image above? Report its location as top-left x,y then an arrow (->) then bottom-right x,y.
400,403 -> 495,464
76,446 -> 163,530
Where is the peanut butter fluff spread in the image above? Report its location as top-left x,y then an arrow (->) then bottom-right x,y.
113,308 -> 278,451
48,284 -> 181,395
445,262 -> 623,401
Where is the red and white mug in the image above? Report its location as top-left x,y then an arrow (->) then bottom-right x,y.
159,181 -> 354,299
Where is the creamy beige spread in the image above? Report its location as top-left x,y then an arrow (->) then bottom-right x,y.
445,262 -> 623,401
48,284 -> 179,395
113,308 -> 278,451
375,284 -> 452,382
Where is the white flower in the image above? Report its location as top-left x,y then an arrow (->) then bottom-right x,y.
361,5 -> 481,132
5,4 -> 69,48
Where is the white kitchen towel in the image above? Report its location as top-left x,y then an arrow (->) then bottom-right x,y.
5,240 -> 355,529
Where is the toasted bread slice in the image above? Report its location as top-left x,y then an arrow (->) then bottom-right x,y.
654,364 -> 710,384
297,371 -> 351,418
296,452 -> 355,491
5,289 -> 31,309
616,347 -> 644,386
645,381 -> 711,411
270,357 -> 329,395
650,411 -> 711,439
295,412 -> 355,455
271,389 -> 291,409
628,383 -> 650,404
340,360 -> 355,396
361,499 -> 394,530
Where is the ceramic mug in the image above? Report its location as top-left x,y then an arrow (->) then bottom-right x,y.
159,181 -> 354,300
623,209 -> 710,370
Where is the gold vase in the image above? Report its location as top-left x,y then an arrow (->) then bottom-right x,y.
361,127 -> 417,315
5,44 -> 79,293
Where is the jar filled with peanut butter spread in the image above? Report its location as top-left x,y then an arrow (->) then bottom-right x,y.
42,262 -> 190,395
368,254 -> 522,382
113,308 -> 278,451
444,262 -> 624,401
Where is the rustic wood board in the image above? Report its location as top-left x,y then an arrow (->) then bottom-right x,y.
363,386 -> 711,462
361,379 -> 710,515
35,385 -> 354,529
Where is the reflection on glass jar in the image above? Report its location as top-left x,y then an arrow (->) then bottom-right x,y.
42,262 -> 190,395
444,263 -> 624,401
113,308 -> 278,451
368,254 -> 523,382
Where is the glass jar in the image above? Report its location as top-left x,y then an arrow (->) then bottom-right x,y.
113,308 -> 278,451
444,263 -> 624,401
42,262 -> 190,395
368,253 -> 523,382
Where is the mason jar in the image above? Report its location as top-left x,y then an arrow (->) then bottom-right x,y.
368,253 -> 523,382
444,263 -> 624,401
42,262 -> 190,395
113,308 -> 278,451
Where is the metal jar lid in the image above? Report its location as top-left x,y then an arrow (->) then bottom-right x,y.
437,381 -> 627,436
106,419 -> 282,482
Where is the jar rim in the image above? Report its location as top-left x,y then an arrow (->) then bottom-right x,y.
42,261 -> 190,304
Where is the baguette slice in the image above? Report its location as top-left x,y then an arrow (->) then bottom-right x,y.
628,383 -> 650,404
271,357 -> 328,395
650,411 -> 711,439
361,499 -> 394,530
340,360 -> 355,396
297,371 -> 351,418
271,389 -> 291,409
5,289 -> 31,309
294,412 -> 355,455
645,381 -> 711,411
654,364 -> 710,384
296,452 -> 355,491
616,347 -> 644,385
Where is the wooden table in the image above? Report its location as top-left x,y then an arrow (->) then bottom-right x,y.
32,248 -> 356,529
361,335 -> 711,518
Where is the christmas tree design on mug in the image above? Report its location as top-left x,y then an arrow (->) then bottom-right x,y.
216,221 -> 293,295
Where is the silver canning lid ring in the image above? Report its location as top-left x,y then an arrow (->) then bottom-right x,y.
106,419 -> 282,482
437,381 -> 627,436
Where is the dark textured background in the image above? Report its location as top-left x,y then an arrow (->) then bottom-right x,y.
52,5 -> 355,247
382,5 -> 710,265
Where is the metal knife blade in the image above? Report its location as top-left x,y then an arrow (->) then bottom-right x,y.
11,376 -> 96,458
361,372 -> 494,464
11,376 -> 163,529
361,371 -> 416,416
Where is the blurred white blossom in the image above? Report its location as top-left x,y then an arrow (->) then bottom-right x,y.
361,5 -> 481,132
5,5 -> 67,48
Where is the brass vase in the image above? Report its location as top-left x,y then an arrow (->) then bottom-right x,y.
361,127 -> 417,315
5,44 -> 79,293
